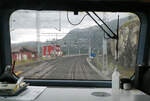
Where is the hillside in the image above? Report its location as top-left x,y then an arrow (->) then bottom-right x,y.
108,17 -> 140,68
11,16 -> 131,55
91,17 -> 140,78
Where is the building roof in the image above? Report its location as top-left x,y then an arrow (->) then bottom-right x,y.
11,47 -> 37,53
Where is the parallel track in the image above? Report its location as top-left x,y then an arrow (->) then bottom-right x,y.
15,55 -> 106,80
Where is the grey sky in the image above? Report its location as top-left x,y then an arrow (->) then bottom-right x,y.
10,10 -> 132,43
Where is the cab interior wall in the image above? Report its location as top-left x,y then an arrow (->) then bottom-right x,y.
0,0 -> 150,93
137,12 -> 150,95
0,10 -> 12,76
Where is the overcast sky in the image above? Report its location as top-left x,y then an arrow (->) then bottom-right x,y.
10,10 -> 132,43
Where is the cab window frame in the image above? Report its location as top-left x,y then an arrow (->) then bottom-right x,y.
0,6 -> 148,87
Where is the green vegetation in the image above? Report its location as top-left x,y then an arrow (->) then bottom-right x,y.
92,17 -> 139,79
108,56 -> 134,78
120,17 -> 139,29
93,56 -> 134,79
13,56 -> 56,66
14,59 -> 37,66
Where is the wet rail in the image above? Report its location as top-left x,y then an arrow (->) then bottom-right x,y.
15,55 -> 105,80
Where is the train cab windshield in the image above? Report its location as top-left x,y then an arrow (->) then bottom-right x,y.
10,10 -> 140,81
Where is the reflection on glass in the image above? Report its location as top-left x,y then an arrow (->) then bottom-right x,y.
10,10 -> 140,80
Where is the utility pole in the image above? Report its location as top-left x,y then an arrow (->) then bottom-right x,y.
67,34 -> 72,56
46,40 -> 49,58
68,45 -> 70,56
54,33 -> 57,57
67,38 -> 70,56
102,12 -> 108,70
88,31 -> 91,58
59,11 -> 61,31
36,11 -> 41,58
78,39 -> 80,55
54,11 -> 61,57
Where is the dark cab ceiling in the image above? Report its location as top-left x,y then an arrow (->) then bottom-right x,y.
0,0 -> 150,12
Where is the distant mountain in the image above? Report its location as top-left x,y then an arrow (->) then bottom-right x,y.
12,41 -> 39,49
11,16 -> 131,55
59,16 -> 130,54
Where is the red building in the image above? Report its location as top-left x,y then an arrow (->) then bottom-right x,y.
12,47 -> 37,61
43,45 -> 62,57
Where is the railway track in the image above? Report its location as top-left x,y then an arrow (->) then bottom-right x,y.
15,59 -> 58,78
15,55 -> 106,80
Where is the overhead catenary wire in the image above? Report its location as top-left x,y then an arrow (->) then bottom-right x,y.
104,33 -> 111,39
86,11 -> 120,60
86,11 -> 116,39
67,11 -> 88,26
92,11 -> 118,38
66,11 -> 120,60
67,11 -> 118,39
